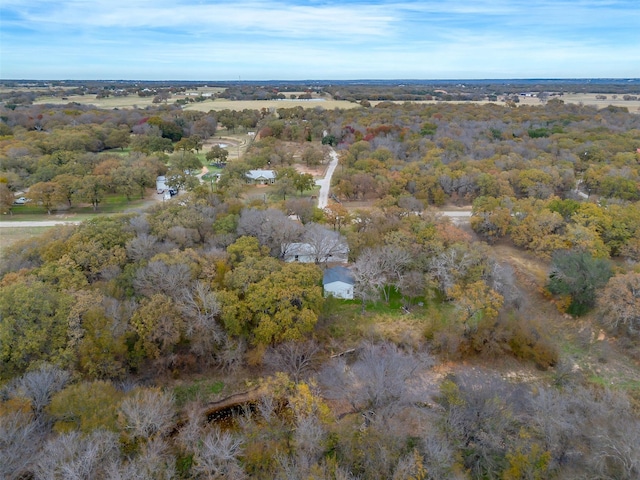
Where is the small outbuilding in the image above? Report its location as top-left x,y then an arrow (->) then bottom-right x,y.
323,266 -> 355,300
156,176 -> 168,193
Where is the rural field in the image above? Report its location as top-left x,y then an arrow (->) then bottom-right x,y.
32,86 -> 360,111
33,94 -> 159,109
32,90 -> 640,113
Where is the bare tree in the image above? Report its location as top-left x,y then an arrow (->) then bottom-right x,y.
320,341 -> 428,413
215,335 -> 246,373
378,245 -> 412,302
177,281 -> 223,361
438,372 -> 521,480
192,427 -> 246,479
264,340 -> 320,383
301,223 -> 349,265
598,272 -> 640,337
33,429 -> 119,480
352,248 -> 386,311
14,364 -> 70,417
128,214 -> 151,235
0,411 -> 45,480
484,260 -> 522,310
176,403 -> 205,454
529,386 -> 578,468
292,413 -> 327,469
107,438 -> 176,480
398,270 -> 426,306
119,388 -> 175,441
285,198 -> 317,224
237,208 -> 304,256
133,260 -> 193,300
126,233 -> 159,262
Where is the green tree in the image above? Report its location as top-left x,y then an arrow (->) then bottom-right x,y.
78,307 -> 129,379
0,279 -> 73,379
246,262 -> 323,345
131,294 -> 183,359
27,181 -> 58,214
166,152 -> 202,193
206,145 -> 229,165
293,172 -> 315,195
0,180 -> 14,214
130,133 -> 173,154
302,146 -> 324,166
77,174 -> 108,211
547,250 -> 612,315
104,126 -> 131,150
52,174 -> 80,207
48,380 -> 124,433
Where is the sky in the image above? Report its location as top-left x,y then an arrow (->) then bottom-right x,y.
1,0 -> 639,80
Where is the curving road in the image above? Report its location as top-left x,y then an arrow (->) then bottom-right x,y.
315,149 -> 339,209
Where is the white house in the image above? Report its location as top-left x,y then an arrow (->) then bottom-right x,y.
246,169 -> 276,185
282,243 -> 316,263
323,266 -> 355,299
282,241 -> 349,264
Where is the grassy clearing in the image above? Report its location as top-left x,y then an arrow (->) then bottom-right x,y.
317,288 -> 439,347
173,380 -> 225,407
0,226 -> 51,255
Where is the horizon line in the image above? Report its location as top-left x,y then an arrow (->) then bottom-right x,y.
2,77 -> 640,83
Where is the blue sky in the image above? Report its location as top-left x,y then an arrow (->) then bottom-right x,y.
1,0 -> 639,80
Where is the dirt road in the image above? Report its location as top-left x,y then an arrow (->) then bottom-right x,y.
316,149 -> 339,209
0,220 -> 81,228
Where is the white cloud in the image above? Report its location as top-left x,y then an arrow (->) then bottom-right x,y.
2,0 -> 639,79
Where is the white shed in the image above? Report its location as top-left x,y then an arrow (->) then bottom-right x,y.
323,266 -> 355,299
156,176 -> 168,193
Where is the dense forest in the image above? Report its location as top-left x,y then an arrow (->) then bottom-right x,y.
1,91 -> 640,479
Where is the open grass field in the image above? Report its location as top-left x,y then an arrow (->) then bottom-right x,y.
373,94 -> 640,112
552,93 -> 640,111
0,193 -> 159,253
33,94 -> 158,109
0,226 -> 50,256
184,98 -> 361,112
30,86 -> 640,113
33,93 -> 360,111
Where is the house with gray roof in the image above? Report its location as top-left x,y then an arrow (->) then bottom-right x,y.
246,169 -> 276,184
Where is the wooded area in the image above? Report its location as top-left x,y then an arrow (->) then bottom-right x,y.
1,85 -> 639,479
